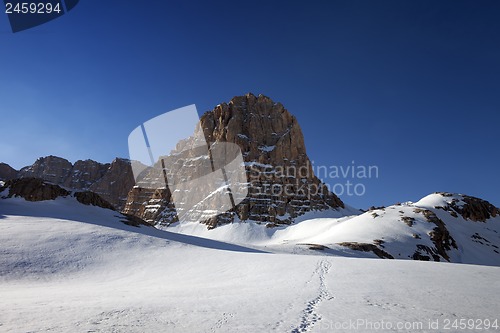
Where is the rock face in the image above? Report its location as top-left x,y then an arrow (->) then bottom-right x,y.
0,163 -> 18,181
89,158 -> 136,211
17,156 -> 134,211
5,94 -> 345,227
434,192 -> 500,222
0,178 -> 150,227
19,156 -> 73,185
64,159 -> 110,190
1,178 -> 70,201
413,208 -> 458,261
124,93 -> 345,228
74,191 -> 116,210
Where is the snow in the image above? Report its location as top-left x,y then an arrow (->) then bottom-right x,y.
414,192 -> 463,208
163,206 -> 361,249
244,161 -> 273,168
258,145 -> 276,152
185,154 -> 210,162
1,195 -> 500,332
163,193 -> 500,265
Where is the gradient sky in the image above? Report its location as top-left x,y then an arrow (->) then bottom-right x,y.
0,0 -> 499,209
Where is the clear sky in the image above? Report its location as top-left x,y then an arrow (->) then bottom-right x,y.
1,0 -> 499,209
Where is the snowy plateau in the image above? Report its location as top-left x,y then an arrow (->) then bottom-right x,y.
1,189 -> 500,332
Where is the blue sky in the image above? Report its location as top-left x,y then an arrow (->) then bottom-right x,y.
0,0 -> 499,208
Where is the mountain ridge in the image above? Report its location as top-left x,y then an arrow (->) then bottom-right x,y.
2,156 -> 135,211
1,178 -> 499,265
1,93 -> 499,264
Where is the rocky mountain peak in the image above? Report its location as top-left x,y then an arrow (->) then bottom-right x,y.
125,93 -> 345,228
89,158 -> 136,211
201,93 -> 306,165
4,94 -> 345,229
16,156 -> 134,211
433,192 -> 500,222
19,156 -> 73,185
0,163 -> 18,181
64,159 -> 110,189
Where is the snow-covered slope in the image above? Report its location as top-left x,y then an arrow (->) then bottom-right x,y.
5,178 -> 496,266
164,193 -> 500,266
314,192 -> 500,265
1,195 -> 500,332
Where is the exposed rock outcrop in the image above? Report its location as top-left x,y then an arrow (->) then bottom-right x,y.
64,159 -> 110,190
16,157 -> 134,211
337,242 -> 394,259
89,158 -> 136,211
0,163 -> 18,181
74,191 -> 115,210
123,93 -> 345,228
201,93 -> 344,226
18,156 -> 73,185
0,178 -> 151,227
1,178 -> 70,201
419,208 -> 458,261
437,192 -> 500,222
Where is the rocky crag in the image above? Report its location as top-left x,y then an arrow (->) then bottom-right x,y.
10,156 -> 135,210
124,93 -> 345,228
0,163 -> 18,181
0,178 -> 147,227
